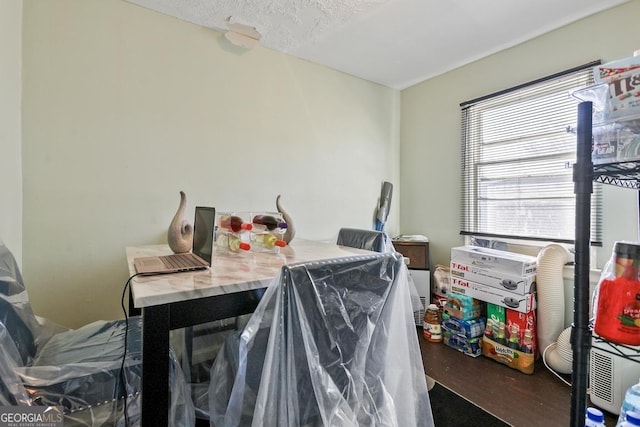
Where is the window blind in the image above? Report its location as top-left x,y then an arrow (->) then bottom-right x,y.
460,61 -> 603,245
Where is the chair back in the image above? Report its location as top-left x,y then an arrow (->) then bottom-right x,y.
0,245 -> 40,366
0,244 -> 26,297
336,227 -> 390,253
212,251 -> 432,426
0,298 -> 36,366
279,253 -> 401,418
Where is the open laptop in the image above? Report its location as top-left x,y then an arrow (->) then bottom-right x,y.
133,206 -> 216,275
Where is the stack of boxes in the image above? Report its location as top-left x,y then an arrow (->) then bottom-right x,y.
440,281 -> 486,357
449,246 -> 538,374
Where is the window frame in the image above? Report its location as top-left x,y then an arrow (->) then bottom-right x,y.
459,61 -> 603,246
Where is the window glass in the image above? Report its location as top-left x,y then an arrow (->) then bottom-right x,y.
460,62 -> 602,245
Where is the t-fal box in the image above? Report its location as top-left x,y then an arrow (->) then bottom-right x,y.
450,261 -> 536,296
450,277 -> 535,314
451,246 -> 537,277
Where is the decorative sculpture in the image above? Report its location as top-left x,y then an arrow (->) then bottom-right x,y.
276,194 -> 295,244
167,191 -> 193,254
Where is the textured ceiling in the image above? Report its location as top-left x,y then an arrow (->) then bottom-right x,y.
124,0 -> 629,89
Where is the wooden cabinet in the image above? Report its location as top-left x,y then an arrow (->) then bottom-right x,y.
392,240 -> 430,270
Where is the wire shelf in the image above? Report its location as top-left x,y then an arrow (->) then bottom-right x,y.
593,161 -> 640,189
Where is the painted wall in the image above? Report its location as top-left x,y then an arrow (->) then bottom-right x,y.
400,0 -> 640,270
21,0 -> 400,328
18,0 -> 639,328
0,0 -> 22,266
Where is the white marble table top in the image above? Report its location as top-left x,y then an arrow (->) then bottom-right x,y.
126,239 -> 374,308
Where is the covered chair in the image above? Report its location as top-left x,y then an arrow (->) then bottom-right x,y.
337,227 -> 423,315
336,227 -> 392,253
0,244 -> 195,426
209,251 -> 434,426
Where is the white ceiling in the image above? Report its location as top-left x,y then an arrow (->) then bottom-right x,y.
124,0 -> 629,90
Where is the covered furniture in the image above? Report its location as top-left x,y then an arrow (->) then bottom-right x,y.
0,244 -> 194,426
209,251 -> 434,426
337,227 -> 424,315
336,227 -> 392,253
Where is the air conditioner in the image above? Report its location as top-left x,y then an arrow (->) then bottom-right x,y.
590,337 -> 640,414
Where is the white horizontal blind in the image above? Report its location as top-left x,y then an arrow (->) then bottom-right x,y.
460,62 -> 603,245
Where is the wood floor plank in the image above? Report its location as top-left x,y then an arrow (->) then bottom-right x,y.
419,329 -> 572,427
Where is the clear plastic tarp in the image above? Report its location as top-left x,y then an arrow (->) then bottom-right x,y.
0,244 -> 195,426
183,229 -> 424,420
336,228 -> 424,318
209,251 -> 434,427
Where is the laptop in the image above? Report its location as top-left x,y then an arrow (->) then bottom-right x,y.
133,206 -> 216,275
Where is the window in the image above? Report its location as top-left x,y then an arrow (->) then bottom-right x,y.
460,62 -> 603,245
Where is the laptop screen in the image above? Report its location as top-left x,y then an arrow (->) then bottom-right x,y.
192,206 -> 215,264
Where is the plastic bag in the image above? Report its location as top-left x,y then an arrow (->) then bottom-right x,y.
593,241 -> 640,345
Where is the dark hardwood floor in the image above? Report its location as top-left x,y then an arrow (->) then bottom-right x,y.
418,329 -> 617,427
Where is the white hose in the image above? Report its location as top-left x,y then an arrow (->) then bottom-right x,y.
544,327 -> 573,376
536,244 -> 570,356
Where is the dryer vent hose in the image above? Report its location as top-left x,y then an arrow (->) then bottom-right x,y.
536,244 -> 571,374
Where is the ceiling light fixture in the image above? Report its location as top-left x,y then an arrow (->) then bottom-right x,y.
224,17 -> 261,49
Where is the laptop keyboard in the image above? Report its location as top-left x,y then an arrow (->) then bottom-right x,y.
159,253 -> 204,269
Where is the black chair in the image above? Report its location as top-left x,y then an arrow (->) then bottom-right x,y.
208,251 -> 434,426
336,227 -> 391,253
0,244 -> 195,426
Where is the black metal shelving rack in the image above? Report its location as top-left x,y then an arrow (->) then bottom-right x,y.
572,101 -> 640,426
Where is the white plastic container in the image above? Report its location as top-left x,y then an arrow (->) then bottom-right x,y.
618,380 -> 640,425
585,407 -> 605,427
618,410 -> 640,427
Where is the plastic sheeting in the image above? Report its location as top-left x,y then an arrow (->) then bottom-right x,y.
336,228 -> 424,316
0,244 -> 195,426
184,229 -> 421,420
209,251 -> 434,427
175,318 -> 240,419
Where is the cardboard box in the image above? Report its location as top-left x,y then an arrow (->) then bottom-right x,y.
450,277 -> 535,314
450,261 -> 536,295
481,336 -> 535,374
443,291 -> 484,320
451,246 -> 537,277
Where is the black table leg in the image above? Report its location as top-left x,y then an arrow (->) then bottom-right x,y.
129,288 -> 141,317
141,304 -> 170,427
